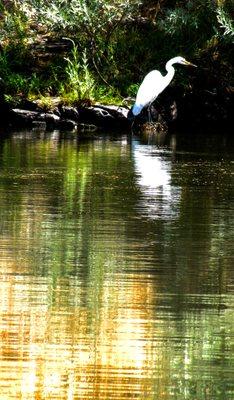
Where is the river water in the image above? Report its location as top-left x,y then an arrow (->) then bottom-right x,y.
0,130 -> 233,400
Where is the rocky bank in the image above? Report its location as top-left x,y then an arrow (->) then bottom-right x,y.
0,85 -> 232,135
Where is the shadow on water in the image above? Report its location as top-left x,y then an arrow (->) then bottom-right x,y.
0,128 -> 233,399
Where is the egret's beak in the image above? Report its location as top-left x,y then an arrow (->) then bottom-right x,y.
184,60 -> 197,67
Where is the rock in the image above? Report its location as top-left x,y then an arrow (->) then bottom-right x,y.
42,112 -> 60,130
100,104 -> 129,119
10,109 -> 60,130
78,104 -> 130,129
51,107 -> 61,118
59,106 -> 79,121
59,119 -> 77,131
5,101 -> 132,132
11,109 -> 42,127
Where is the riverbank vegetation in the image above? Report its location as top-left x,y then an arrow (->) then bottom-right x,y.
0,0 -> 233,110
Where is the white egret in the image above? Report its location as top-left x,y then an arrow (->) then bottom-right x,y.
131,56 -> 197,120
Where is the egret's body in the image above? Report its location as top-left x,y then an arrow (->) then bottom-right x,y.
132,56 -> 196,118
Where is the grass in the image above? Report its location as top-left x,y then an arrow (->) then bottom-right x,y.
59,39 -> 95,103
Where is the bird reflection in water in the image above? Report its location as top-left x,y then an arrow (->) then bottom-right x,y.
132,138 -> 180,220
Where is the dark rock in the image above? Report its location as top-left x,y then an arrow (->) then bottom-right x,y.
10,109 -> 60,130
59,106 -> 79,121
79,104 -> 130,129
10,109 -> 42,127
42,113 -> 60,129
59,119 -> 77,131
52,107 -> 61,118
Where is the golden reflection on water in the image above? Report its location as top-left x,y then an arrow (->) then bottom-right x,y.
1,260 -> 232,400
0,264 -> 161,399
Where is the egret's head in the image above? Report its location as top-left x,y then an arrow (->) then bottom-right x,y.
175,56 -> 197,67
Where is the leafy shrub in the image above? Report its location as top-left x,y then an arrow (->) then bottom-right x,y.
60,39 -> 95,102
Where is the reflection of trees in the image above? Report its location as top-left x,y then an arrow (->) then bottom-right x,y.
165,157 -> 234,296
0,132 -> 233,399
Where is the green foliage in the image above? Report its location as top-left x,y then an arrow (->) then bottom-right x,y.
158,1 -> 234,49
0,50 -> 26,95
23,0 -> 142,89
59,40 -> 95,102
216,4 -> 234,39
0,0 -> 232,103
158,1 -> 216,52
94,85 -> 123,105
0,1 -> 34,98
0,4 -> 29,43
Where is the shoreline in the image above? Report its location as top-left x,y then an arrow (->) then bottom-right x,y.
0,86 -> 232,135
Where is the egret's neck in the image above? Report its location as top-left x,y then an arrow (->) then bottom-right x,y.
165,60 -> 176,85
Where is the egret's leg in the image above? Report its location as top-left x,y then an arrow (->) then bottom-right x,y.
147,105 -> 152,122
